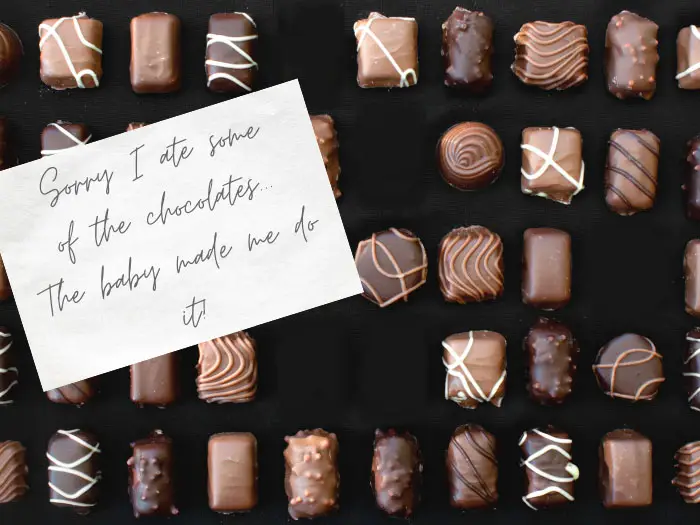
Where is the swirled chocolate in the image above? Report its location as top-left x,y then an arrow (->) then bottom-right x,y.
0,441 -> 27,503
197,331 -> 257,403
447,424 -> 497,508
442,8 -> 493,91
371,430 -> 421,517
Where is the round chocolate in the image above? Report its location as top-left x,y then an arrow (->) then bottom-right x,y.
437,122 -> 504,191
592,333 -> 664,401
0,23 -> 22,87
355,228 -> 427,307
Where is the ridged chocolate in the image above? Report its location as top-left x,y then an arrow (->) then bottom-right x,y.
128,430 -> 178,517
310,115 -> 341,199
442,8 -> 493,91
684,329 -> 700,411
447,424 -> 498,508
0,23 -> 22,87
0,328 -> 16,405
46,379 -> 95,405
371,430 -> 421,517
197,331 -> 257,403
0,441 -> 27,503
674,441 -> 700,503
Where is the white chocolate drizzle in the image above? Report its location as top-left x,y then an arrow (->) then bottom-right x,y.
206,13 -> 258,92
0,331 -> 16,405
677,26 -> 700,80
40,123 -> 92,156
521,126 -> 585,194
685,341 -> 700,410
47,429 -> 101,508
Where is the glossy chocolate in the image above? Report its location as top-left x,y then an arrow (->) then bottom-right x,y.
522,228 -> 571,310
0,254 -> 11,300
677,26 -> 700,89
206,13 -> 258,94
0,441 -> 27,503
41,122 -> 91,157
46,379 -> 95,405
442,8 -> 493,90
47,429 -> 100,513
686,240 -> 700,317
310,115 -> 341,198
130,354 -> 177,406
197,331 -> 257,403
447,424 -> 498,509
128,430 -> 178,517
371,430 -> 421,517
0,23 -> 21,86
600,429 -> 652,508
130,13 -> 181,94
0,329 -> 16,405
126,122 -> 146,131
208,432 -> 258,512
686,136 -> 700,220
684,328 -> 700,411
674,441 -> 700,503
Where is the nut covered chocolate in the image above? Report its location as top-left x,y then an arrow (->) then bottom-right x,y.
371,429 -> 421,517
47,429 -> 101,512
442,8 -> 493,91
677,26 -> 700,89
0,441 -> 27,503
128,430 -> 178,517
600,429 -> 652,508
130,13 -> 181,94
206,13 -> 258,94
446,424 -> 498,508
310,115 -> 341,198
0,23 -> 22,86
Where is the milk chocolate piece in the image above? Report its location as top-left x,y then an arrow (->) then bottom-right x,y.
520,428 -> 579,509
0,441 -> 27,503
131,354 -> 177,406
284,429 -> 339,519
47,429 -> 101,513
447,424 -> 498,508
0,23 -> 22,86
512,21 -> 589,90
686,240 -> 700,317
686,137 -> 700,220
600,429 -> 652,508
0,254 -> 11,300
678,26 -> 700,89
128,430 -> 178,517
197,332 -> 257,403
522,228 -> 571,310
39,14 -> 103,89
442,330 -> 506,409
130,13 -> 181,94
46,379 -> 95,405
310,115 -> 341,198
685,328 -> 700,411
354,12 -> 418,88
605,11 -> 659,100
206,13 -> 258,94
674,441 -> 700,503
442,8 -> 493,91
41,122 -> 91,156
371,430 -> 421,517
208,432 -> 258,512
0,329 -> 16,405
126,122 -> 146,131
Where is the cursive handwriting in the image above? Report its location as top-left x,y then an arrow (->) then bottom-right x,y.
37,278 -> 86,316
209,126 -> 260,157
160,136 -> 194,168
176,231 -> 232,273
183,296 -> 206,327
100,257 -> 161,299
130,144 -> 145,181
294,205 -> 319,243
89,208 -> 131,247
40,166 -> 114,208
57,220 -> 79,264
248,230 -> 280,251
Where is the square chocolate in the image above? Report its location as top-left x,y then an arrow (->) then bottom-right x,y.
677,26 -> 700,89
208,432 -> 258,512
522,228 -> 571,310
600,429 -> 652,508
130,13 -> 181,94
310,115 -> 341,198
354,12 -> 418,88
206,13 -> 258,94
41,122 -> 91,157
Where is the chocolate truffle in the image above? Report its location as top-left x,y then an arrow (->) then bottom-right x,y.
521,127 -> 584,204
130,13 -> 181,94
0,441 -> 27,503
673,441 -> 700,503
520,428 -> 579,509
284,429 -> 339,519
128,430 -> 178,517
130,354 -> 177,406
605,11 -> 659,100
371,430 -> 421,517
206,13 -> 258,94
47,429 -> 101,513
0,329 -> 16,405
39,14 -> 103,89
686,136 -> 700,220
355,228 -> 428,307
126,122 -> 146,131
522,228 -> 571,310
40,122 -> 91,156
684,328 -> 700,411
438,226 -> 504,303
447,424 -> 498,509
512,21 -> 589,90
677,26 -> 700,89
354,12 -> 418,88
0,24 -> 21,87
600,429 -> 652,508
310,115 -> 341,198
208,432 -> 258,512
442,8 -> 493,91
605,129 -> 660,215
0,254 -> 11,300
46,379 -> 95,405
197,331 -> 257,403
593,333 -> 664,401
437,122 -> 504,191
686,240 -> 700,317
442,330 -> 506,409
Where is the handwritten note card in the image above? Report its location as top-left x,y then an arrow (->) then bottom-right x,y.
0,80 -> 362,391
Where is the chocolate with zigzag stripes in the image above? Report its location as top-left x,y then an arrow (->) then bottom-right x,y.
684,328 -> 700,411
0,329 -> 16,405
446,424 -> 498,508
206,13 -> 258,94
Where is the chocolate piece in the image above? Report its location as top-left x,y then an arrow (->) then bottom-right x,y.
686,137 -> 700,220
520,428 -> 579,509
678,26 -> 700,89
521,127 -> 584,204
47,429 -> 101,513
354,12 -> 418,88
593,333 -> 664,401
130,353 -> 177,406
600,429 -> 652,508
525,318 -> 578,404
284,429 -> 339,519
46,379 -> 95,405
128,430 -> 178,517
197,331 -> 257,403
208,432 -> 258,512
437,122 -> 504,191
41,122 -> 91,157
673,441 -> 700,503
206,13 -> 258,94
126,122 -> 146,131
371,430 -> 421,517
522,228 -> 571,310
0,23 -> 22,86
0,118 -> 16,171
512,21 -> 588,90
438,226 -> 504,303
130,13 -> 181,94
0,329 -> 16,405
686,240 -> 700,317
605,11 -> 659,100
442,330 -> 506,409
447,424 -> 498,509
605,129 -> 660,215
442,8 -> 493,91
684,329 -> 700,411
310,115 -> 341,198
0,254 -> 11,300
355,228 -> 428,307
0,441 -> 27,503
39,14 -> 103,89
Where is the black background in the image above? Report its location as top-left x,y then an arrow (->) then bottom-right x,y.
0,0 -> 699,524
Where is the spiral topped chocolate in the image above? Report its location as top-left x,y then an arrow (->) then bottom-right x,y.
438,122 -> 504,191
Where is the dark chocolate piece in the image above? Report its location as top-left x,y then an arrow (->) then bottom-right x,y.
130,353 -> 177,406
442,330 -> 506,409
437,122 -> 504,191
686,240 -> 700,317
686,136 -> 700,220
677,26 -> 700,89
600,429 -> 652,508
208,432 -> 258,512
126,122 -> 146,131
310,115 -> 341,198
0,329 -> 16,405
0,23 -> 22,86
47,429 -> 101,513
371,430 -> 421,517
447,424 -> 498,508
522,228 -> 571,310
355,228 -> 427,307
130,13 -> 181,94
592,333 -> 664,401
40,122 -> 91,157
197,332 -> 257,403
0,254 -> 11,300
284,429 -> 339,519
684,328 -> 700,411
128,430 -> 178,517
0,441 -> 27,503
605,11 -> 659,100
46,379 -> 95,405
520,428 -> 579,509
354,12 -> 418,88
512,21 -> 589,90
206,13 -> 258,94
442,8 -> 493,91
673,441 -> 700,503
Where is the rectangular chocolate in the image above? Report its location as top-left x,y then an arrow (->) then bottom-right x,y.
130,353 -> 177,406
677,26 -> 700,89
197,332 -> 257,403
447,424 -> 497,508
128,431 -> 178,517
130,13 -> 181,94
46,379 -> 95,405
208,432 -> 258,512
371,430 -> 421,517
0,441 -> 28,503
0,254 -> 11,301
687,136 -> 700,220
522,228 -> 571,310
206,13 -> 258,94
684,329 -> 700,411
41,122 -> 91,156
442,8 -> 493,91
0,329 -> 16,405
600,429 -> 652,508
310,115 -> 341,198
673,441 -> 700,503
686,240 -> 700,317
